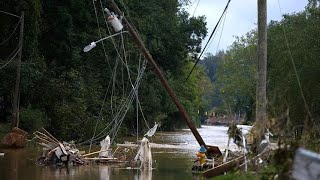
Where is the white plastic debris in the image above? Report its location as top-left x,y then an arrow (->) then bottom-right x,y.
134,137 -> 152,169
144,123 -> 159,137
99,135 -> 111,157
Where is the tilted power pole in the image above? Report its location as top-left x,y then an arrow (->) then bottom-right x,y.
107,0 -> 221,157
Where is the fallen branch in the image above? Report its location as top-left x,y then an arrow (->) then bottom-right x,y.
81,149 -> 112,157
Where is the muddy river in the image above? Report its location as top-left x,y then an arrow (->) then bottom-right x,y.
0,125 -> 237,180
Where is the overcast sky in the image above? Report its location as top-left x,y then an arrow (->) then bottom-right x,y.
186,0 -> 309,54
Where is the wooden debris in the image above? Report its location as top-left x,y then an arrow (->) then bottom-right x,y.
207,145 -> 222,157
83,157 -> 118,160
203,156 -> 245,178
82,149 -> 112,157
35,129 -> 84,166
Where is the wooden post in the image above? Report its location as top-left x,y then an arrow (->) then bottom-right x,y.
256,0 -> 267,141
108,1 -> 207,148
12,11 -> 24,128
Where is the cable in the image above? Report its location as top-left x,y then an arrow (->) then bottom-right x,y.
85,0 -> 150,147
192,0 -> 201,17
0,11 -> 20,18
92,0 -> 112,70
0,46 -> 22,70
89,0 -> 136,150
184,0 -> 231,84
88,69 -> 113,152
215,9 -> 228,54
0,17 -> 22,46
202,9 -> 227,57
88,0 -> 119,152
78,60 -> 147,146
276,0 -> 314,122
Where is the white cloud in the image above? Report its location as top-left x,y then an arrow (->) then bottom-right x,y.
187,0 -> 309,53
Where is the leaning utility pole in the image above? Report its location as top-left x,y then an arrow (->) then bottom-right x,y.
12,11 -> 24,128
107,0 -> 221,157
256,1 -> 267,137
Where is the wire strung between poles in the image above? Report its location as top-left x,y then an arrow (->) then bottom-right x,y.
184,0 -> 231,84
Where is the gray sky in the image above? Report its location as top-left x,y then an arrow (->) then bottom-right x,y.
186,0 -> 309,54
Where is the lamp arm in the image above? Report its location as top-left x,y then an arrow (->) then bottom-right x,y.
95,31 -> 128,44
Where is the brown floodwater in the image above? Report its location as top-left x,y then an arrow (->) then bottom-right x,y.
0,126 -> 237,180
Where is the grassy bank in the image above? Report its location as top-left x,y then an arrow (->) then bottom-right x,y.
212,163 -> 279,180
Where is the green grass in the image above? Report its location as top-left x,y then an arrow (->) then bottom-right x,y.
209,164 -> 279,180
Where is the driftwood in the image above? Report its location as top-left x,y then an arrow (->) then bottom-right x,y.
81,149 -> 112,157
42,128 -> 60,144
238,148 -> 271,168
34,130 -> 60,145
83,157 -> 118,160
203,156 -> 245,178
207,145 -> 222,157
34,129 -> 85,166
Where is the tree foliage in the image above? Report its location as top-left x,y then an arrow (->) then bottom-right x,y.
201,1 -> 320,142
0,0 -> 209,141
267,3 -> 320,137
201,32 -> 256,121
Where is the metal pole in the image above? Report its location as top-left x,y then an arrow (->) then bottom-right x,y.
12,11 -> 24,128
108,1 -> 207,147
256,0 -> 267,139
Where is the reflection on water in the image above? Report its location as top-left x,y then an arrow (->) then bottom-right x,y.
99,166 -> 110,180
134,169 -> 152,180
0,125 -> 235,179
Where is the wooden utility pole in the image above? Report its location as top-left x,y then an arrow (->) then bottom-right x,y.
12,11 -> 24,128
256,1 -> 267,137
108,2 -> 205,146
108,0 -> 221,157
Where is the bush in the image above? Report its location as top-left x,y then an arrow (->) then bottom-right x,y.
20,107 -> 46,132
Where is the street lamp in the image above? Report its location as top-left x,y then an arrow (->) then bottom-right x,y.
83,31 -> 128,52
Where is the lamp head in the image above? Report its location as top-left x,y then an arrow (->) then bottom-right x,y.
83,42 -> 97,52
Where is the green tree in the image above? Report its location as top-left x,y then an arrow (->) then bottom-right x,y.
211,31 -> 257,121
267,4 -> 320,139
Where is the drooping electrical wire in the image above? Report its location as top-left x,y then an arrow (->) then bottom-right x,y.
192,0 -> 201,17
184,0 -> 231,84
0,17 -> 21,46
276,0 -> 315,125
215,9 -> 228,54
0,46 -> 22,70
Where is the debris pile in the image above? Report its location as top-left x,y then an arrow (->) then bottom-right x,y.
32,125 -> 159,169
34,128 -> 84,166
1,127 -> 28,148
